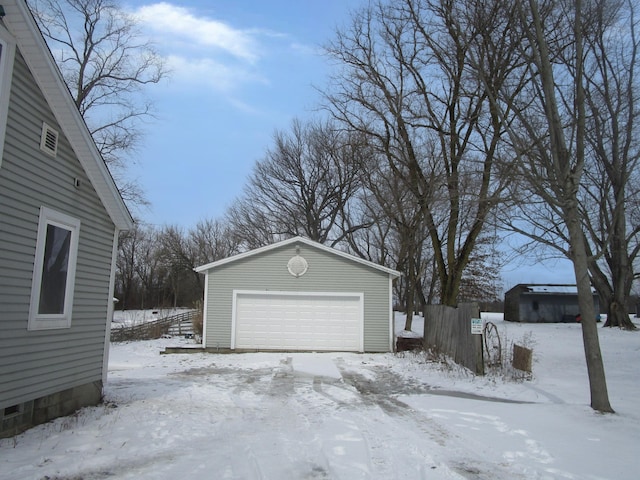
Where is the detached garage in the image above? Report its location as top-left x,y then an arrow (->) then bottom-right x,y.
195,237 -> 401,352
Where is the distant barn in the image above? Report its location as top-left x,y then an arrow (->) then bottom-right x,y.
504,284 -> 600,323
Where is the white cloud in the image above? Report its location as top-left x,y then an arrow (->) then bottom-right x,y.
129,2 -> 313,113
290,42 -> 319,56
133,2 -> 259,63
163,55 -> 268,93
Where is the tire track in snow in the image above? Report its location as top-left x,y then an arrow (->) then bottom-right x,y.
336,362 -> 532,480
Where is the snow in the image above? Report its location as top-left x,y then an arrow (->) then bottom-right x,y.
1,313 -> 639,479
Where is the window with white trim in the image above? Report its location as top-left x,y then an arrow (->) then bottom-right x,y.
0,23 -> 16,167
29,207 -> 81,330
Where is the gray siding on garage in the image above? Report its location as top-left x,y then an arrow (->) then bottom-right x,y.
202,241 -> 392,352
0,50 -> 117,408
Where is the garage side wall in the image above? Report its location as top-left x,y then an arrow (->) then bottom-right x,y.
203,243 -> 392,352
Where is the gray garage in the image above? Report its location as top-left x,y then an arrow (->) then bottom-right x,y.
504,284 -> 600,323
195,237 -> 401,352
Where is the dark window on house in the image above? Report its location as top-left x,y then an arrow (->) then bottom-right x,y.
29,207 -> 80,330
533,301 -> 539,311
38,224 -> 72,314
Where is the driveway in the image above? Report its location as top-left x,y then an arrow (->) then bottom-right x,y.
2,334 -> 637,480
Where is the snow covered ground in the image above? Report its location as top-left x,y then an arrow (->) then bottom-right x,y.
1,314 -> 639,479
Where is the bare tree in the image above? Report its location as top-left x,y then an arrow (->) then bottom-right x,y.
132,226 -> 163,309
153,220 -> 241,307
115,219 -> 239,310
115,222 -> 161,309
494,0 -> 640,331
189,218 -> 240,267
323,0 -> 514,306
156,226 -> 202,307
581,0 -> 640,329
29,0 -> 168,204
115,223 -> 144,309
476,0 -> 614,412
228,118 -> 370,249
360,161 -> 431,330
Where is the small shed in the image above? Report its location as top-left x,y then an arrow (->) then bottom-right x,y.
504,284 -> 600,323
195,236 -> 401,352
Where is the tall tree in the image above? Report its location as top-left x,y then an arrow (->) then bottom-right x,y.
227,118 -> 370,249
476,0 -> 614,412
324,0 -> 514,306
494,0 -> 640,330
360,160 -> 432,330
29,0 -> 168,204
581,0 -> 640,329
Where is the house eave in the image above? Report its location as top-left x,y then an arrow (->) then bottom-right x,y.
2,0 -> 133,231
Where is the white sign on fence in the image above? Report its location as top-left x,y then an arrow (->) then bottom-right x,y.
471,318 -> 483,335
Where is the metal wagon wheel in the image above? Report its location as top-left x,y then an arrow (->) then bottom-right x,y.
483,321 -> 502,367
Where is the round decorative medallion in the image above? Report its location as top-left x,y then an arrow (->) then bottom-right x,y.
287,254 -> 308,277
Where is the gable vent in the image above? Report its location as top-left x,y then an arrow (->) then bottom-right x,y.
40,122 -> 58,157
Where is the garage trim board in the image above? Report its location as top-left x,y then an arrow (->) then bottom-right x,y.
231,290 -> 364,352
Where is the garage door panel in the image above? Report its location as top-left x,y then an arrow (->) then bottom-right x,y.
234,292 -> 362,351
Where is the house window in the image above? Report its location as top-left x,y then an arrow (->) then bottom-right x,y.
532,300 -> 539,311
0,23 -> 16,168
28,207 -> 81,330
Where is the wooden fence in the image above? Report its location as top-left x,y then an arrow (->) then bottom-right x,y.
110,310 -> 199,342
423,302 -> 484,375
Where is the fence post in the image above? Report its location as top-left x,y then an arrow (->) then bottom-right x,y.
474,333 -> 484,376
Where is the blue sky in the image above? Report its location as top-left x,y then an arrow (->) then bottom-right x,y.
119,1 -> 576,289
123,1 -> 362,228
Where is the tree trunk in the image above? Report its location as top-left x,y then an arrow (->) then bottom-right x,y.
587,243 -> 636,330
606,226 -> 636,329
566,213 -> 614,413
604,297 -> 635,329
524,0 -> 614,413
404,293 -> 415,332
404,257 -> 416,331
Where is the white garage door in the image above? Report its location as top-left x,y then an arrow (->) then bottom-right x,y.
233,291 -> 363,352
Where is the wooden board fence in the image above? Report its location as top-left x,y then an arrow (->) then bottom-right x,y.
423,303 -> 484,375
110,310 -> 199,342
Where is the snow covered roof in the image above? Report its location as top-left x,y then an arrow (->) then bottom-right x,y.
526,285 -> 578,294
195,236 -> 401,277
519,284 -> 597,295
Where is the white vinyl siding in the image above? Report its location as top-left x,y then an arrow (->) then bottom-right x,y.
28,207 -> 80,330
233,291 -> 363,351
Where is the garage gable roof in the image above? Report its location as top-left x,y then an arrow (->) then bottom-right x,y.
2,0 -> 133,230
195,236 -> 401,277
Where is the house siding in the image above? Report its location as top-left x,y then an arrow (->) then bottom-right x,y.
0,50 -> 116,409
203,241 -> 392,352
